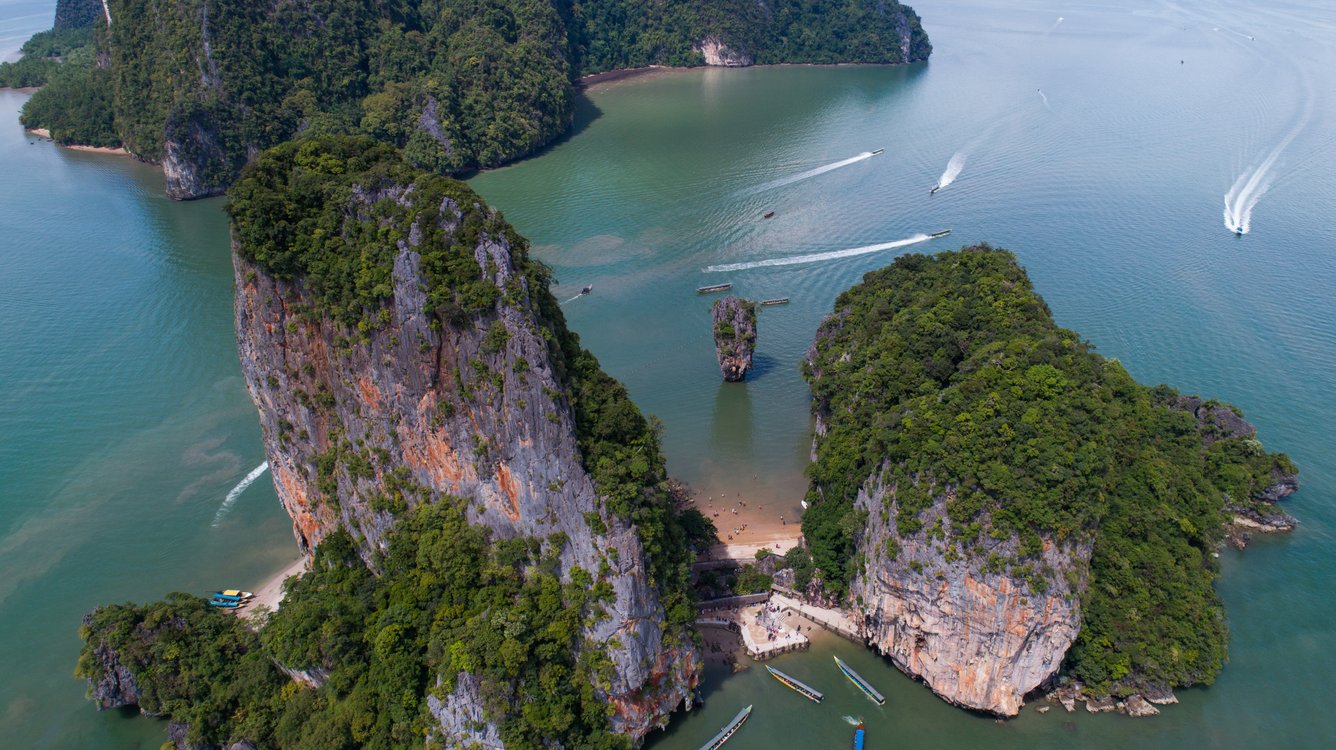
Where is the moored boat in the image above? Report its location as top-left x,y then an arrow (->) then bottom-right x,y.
929,229 -> 951,238
765,665 -> 824,703
218,589 -> 254,599
834,655 -> 886,705
208,597 -> 242,608
853,722 -> 866,750
760,297 -> 789,306
698,705 -> 752,750
697,283 -> 733,294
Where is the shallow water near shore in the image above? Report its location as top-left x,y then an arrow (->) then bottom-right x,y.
1,0 -> 1336,747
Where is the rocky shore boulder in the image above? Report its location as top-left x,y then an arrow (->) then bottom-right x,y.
711,296 -> 757,381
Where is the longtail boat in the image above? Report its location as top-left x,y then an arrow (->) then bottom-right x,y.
853,721 -> 866,750
834,655 -> 886,705
760,298 -> 789,306
698,705 -> 752,750
697,283 -> 733,294
765,665 -> 824,703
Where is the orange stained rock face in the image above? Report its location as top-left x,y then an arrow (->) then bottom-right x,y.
273,460 -> 327,554
357,376 -> 383,413
495,462 -> 522,521
400,424 -> 471,490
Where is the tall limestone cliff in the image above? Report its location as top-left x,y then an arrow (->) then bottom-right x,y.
229,137 -> 698,742
710,295 -> 756,382
802,246 -> 1298,715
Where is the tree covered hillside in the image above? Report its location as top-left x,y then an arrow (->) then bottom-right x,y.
10,0 -> 930,197
801,245 -> 1297,697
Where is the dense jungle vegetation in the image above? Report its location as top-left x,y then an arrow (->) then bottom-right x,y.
10,0 -> 928,194
78,137 -> 715,748
801,245 -> 1296,695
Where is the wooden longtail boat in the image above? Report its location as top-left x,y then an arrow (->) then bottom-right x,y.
765,665 -> 824,703
698,705 -> 752,750
834,655 -> 886,705
697,283 -> 733,294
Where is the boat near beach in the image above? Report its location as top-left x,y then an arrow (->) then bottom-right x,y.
697,283 -> 733,294
765,665 -> 824,703
834,655 -> 886,705
698,705 -> 752,750
208,597 -> 242,608
929,229 -> 951,238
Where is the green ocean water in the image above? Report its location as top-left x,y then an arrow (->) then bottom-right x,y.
3,0 -> 1336,747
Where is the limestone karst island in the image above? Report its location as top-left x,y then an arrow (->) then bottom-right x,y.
1,0 -> 1330,749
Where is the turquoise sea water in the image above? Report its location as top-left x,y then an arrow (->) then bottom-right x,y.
3,0 -> 1336,747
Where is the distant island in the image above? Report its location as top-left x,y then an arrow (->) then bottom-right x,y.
2,0 -> 931,199
798,245 -> 1298,714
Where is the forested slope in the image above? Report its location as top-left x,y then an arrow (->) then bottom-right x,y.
9,0 -> 930,198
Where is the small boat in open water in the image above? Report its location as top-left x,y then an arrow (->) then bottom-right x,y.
929,185 -> 940,195
697,283 -> 733,294
765,665 -> 824,703
929,229 -> 951,238
580,284 -> 593,295
835,655 -> 886,705
870,148 -> 885,155
698,705 -> 752,750
853,721 -> 866,750
763,211 -> 776,219
760,298 -> 789,306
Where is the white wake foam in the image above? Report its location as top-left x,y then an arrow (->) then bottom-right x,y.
1223,104 -> 1310,235
705,235 -> 933,273
213,462 -> 269,526
742,151 -> 879,195
935,151 -> 967,192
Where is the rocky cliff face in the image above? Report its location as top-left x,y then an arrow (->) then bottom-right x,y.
710,296 -> 756,381
697,36 -> 752,67
849,470 -> 1089,715
233,147 -> 696,740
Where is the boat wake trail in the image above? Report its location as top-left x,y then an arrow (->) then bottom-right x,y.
1037,89 -> 1052,111
1045,16 -> 1064,34
842,715 -> 862,726
933,151 -> 967,192
742,151 -> 879,195
705,234 -> 932,273
560,294 -> 583,305
213,462 -> 270,526
1223,104 -> 1310,235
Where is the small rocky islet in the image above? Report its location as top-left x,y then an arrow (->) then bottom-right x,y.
711,296 -> 758,382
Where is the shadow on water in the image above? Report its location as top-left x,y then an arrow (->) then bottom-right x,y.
746,352 -> 780,382
711,379 -> 754,461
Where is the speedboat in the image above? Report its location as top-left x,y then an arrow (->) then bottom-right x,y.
870,148 -> 885,156
580,284 -> 593,295
929,185 -> 940,195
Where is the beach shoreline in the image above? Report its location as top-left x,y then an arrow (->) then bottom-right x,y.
25,127 -> 131,156
240,556 -> 306,621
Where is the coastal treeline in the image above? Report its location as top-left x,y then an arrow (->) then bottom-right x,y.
78,138 -> 715,748
9,0 -> 929,194
801,245 -> 1295,697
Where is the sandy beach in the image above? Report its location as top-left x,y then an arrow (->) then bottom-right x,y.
240,556 -> 307,621
25,127 -> 131,155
